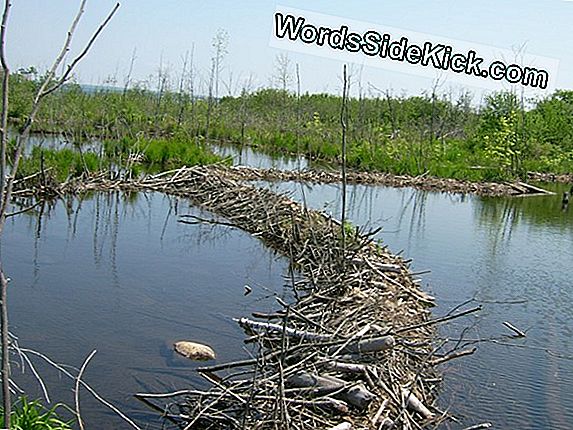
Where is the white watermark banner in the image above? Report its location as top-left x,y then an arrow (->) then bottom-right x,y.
270,6 -> 560,92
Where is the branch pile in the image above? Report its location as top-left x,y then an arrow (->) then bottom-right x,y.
25,166 -> 479,428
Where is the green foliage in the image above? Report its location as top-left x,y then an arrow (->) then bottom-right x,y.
481,110 -> 520,178
8,67 -> 573,182
104,136 -> 229,171
1,397 -> 74,430
528,90 -> 573,151
342,220 -> 356,238
17,147 -> 103,182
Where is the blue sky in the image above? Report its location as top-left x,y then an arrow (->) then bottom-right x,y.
7,1 -> 573,98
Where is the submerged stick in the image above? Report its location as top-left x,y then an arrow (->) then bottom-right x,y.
502,321 -> 526,337
75,349 -> 97,430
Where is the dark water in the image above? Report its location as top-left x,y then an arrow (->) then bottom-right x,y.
263,180 -> 573,429
2,192 -> 293,429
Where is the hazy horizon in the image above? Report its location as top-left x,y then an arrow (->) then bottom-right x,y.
7,1 -> 573,99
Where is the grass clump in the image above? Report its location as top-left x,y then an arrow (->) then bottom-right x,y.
1,397 -> 74,430
17,146 -> 103,182
105,136 -> 230,172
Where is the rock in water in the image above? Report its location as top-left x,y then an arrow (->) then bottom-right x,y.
174,341 -> 216,361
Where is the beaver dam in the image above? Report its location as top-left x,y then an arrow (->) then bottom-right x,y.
15,166 -> 492,429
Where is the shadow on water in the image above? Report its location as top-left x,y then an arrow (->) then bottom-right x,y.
3,191 -> 294,429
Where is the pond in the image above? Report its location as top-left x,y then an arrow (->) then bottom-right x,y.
16,131 -> 310,171
263,180 -> 573,429
3,135 -> 573,429
2,192 -> 294,429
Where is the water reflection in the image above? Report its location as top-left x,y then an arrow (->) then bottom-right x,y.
262,180 -> 573,429
208,140 -> 310,171
3,191 -> 292,429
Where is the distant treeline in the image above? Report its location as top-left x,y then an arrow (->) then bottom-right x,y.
8,69 -> 573,181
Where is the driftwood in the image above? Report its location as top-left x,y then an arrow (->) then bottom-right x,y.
234,317 -> 332,341
515,181 -> 555,195
324,361 -> 369,374
286,371 -> 376,410
327,335 -> 395,355
286,371 -> 346,396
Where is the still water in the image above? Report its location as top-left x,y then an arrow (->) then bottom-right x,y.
264,180 -> 573,429
4,134 -> 573,428
19,131 -> 309,171
2,192 -> 293,429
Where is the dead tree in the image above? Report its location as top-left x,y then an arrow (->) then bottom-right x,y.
340,64 -> 349,257
205,29 -> 228,139
0,1 -> 120,425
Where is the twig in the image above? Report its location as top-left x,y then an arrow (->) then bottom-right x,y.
75,349 -> 97,430
502,321 -> 526,337
20,348 -> 141,430
395,306 -> 482,334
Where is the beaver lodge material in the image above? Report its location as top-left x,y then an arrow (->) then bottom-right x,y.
213,165 -> 555,197
17,166 -> 488,429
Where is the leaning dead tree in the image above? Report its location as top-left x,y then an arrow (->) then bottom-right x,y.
0,0 -> 120,426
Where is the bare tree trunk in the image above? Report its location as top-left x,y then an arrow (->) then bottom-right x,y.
176,50 -> 189,128
186,44 -> 197,137
209,29 -> 228,139
0,267 -> 9,427
340,65 -> 348,256
295,64 -> 301,169
205,60 -> 215,140
0,3 -> 120,425
154,58 -> 168,136
122,47 -> 137,98
0,2 -> 12,425
0,0 -> 11,219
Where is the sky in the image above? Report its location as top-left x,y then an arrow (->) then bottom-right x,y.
6,0 -> 573,100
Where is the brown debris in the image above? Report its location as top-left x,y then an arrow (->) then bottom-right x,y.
20,166 -> 481,428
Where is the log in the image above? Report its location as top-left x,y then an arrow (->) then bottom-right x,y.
286,371 -> 346,394
325,361 -> 369,374
328,335 -> 395,355
234,317 -> 331,341
343,383 -> 376,409
516,181 -> 555,195
403,389 -> 433,419
286,371 -> 376,410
